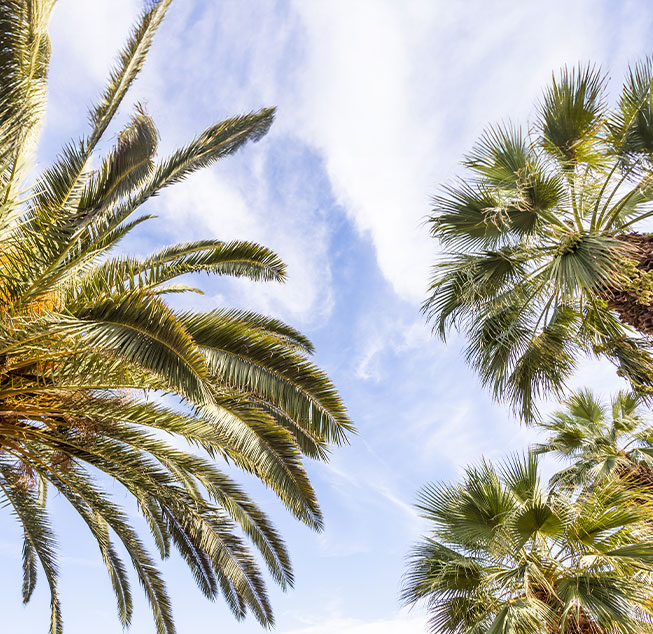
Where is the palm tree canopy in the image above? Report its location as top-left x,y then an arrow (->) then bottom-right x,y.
0,2 -> 354,633
402,453 -> 653,634
534,389 -> 653,488
424,61 -> 653,420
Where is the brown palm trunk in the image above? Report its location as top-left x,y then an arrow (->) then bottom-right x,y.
616,461 -> 653,492
531,587 -> 603,634
605,232 -> 653,335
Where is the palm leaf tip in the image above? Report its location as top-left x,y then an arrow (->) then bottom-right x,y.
538,63 -> 607,164
150,107 -> 276,193
88,0 -> 172,147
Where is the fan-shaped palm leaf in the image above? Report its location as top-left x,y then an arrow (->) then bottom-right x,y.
534,389 -> 653,489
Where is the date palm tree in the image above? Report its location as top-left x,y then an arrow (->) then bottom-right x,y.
402,454 -> 653,634
534,389 -> 653,489
424,62 -> 653,420
0,2 -> 353,633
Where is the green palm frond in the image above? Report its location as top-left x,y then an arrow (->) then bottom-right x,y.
0,459 -> 61,634
20,0 -> 171,237
8,109 -> 278,312
88,0 -> 171,148
80,108 -> 159,212
71,240 -> 287,301
0,0 -> 56,210
182,309 -> 352,444
0,2 -> 353,632
608,58 -> 653,159
150,109 -> 274,193
538,64 -> 607,165
426,61 -> 653,420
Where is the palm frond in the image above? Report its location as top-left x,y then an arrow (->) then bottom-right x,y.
608,57 -> 653,160
535,388 -> 653,491
0,459 -> 62,634
147,108 -> 275,195
88,0 -> 171,148
537,64 -> 607,165
0,0 -> 55,208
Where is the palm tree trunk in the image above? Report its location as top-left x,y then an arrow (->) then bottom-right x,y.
604,232 -> 653,336
531,587 -> 603,634
616,461 -> 653,492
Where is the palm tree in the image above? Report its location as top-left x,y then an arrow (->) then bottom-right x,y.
402,454 -> 653,634
534,390 -> 653,489
0,2 -> 353,633
424,62 -> 653,420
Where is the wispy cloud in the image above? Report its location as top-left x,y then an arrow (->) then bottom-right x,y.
319,458 -> 421,526
286,0 -> 653,305
279,610 -> 427,634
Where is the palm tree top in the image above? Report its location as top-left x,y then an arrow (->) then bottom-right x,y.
402,452 -> 653,634
424,61 -> 653,420
0,2 -> 354,633
534,389 -> 653,487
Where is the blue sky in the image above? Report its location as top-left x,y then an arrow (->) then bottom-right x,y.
2,1 -> 653,633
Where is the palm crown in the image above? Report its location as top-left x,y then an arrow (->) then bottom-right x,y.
402,454 -> 653,634
534,389 -> 653,489
424,62 -> 653,420
0,2 -> 353,633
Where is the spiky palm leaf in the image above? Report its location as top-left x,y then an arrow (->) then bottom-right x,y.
425,61 -> 653,420
534,389 -> 653,489
0,2 -> 354,633
402,453 -> 653,634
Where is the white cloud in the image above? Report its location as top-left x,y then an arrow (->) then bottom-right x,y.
280,612 -> 427,634
45,0 -> 140,140
50,0 -> 139,81
290,1 -> 434,303
285,0 -> 653,304
354,313 -> 433,382
355,335 -> 386,382
154,161 -> 335,324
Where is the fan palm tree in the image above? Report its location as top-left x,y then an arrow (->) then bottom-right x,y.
402,454 -> 653,634
0,2 -> 353,633
534,389 -> 653,489
424,61 -> 653,420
